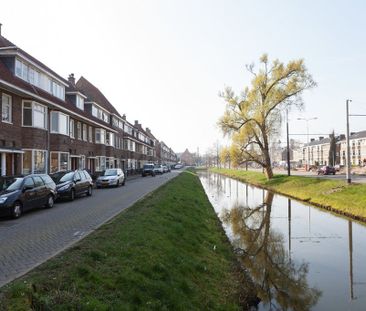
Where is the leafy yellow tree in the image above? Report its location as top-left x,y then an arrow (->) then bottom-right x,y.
218,54 -> 316,179
219,147 -> 231,168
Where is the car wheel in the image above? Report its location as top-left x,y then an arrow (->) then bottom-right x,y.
12,201 -> 22,219
70,189 -> 75,201
87,186 -> 92,196
45,195 -> 54,208
97,185 -> 101,189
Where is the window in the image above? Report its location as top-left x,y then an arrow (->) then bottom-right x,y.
106,132 -> 114,147
1,93 -> 12,123
77,122 -> 82,140
51,111 -> 69,135
83,124 -> 87,141
96,156 -> 106,171
22,150 -> 32,175
95,128 -> 106,144
22,101 -> 47,129
91,104 -> 110,123
69,119 -> 75,138
23,149 -> 47,174
50,152 -> 70,173
15,59 -> 65,100
33,176 -> 44,187
88,126 -> 93,143
76,95 -> 84,110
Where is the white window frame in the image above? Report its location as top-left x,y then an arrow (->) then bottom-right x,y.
83,124 -> 87,141
69,119 -> 75,138
88,126 -> 93,143
1,93 -> 12,124
77,122 -> 82,140
50,111 -> 70,136
22,149 -> 48,174
22,100 -> 47,130
76,95 -> 84,110
95,128 -> 106,144
50,151 -> 70,173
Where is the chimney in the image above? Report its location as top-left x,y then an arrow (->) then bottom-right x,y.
122,114 -> 126,120
0,23 -> 2,36
310,138 -> 315,142
68,73 -> 75,85
319,136 -> 324,140
339,134 -> 345,140
351,132 -> 355,136
146,127 -> 151,133
134,120 -> 139,126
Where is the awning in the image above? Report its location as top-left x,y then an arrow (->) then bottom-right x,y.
0,148 -> 24,154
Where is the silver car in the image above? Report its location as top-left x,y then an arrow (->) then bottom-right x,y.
96,168 -> 126,188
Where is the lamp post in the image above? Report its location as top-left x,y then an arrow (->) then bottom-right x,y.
297,117 -> 318,170
346,99 -> 352,184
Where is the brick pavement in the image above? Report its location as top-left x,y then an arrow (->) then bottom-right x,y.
0,171 -> 180,288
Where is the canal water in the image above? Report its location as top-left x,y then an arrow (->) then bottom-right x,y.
198,171 -> 366,311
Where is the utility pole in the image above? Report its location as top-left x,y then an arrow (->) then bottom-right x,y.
346,99 -> 352,184
286,109 -> 291,176
297,117 -> 318,170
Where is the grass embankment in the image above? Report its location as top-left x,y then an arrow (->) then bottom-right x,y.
211,168 -> 366,221
0,171 -> 253,310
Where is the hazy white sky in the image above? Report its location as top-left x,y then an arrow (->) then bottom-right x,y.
1,0 -> 366,153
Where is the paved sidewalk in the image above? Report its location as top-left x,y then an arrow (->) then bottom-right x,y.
0,171 -> 180,288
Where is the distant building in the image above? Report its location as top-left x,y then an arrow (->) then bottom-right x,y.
180,148 -> 195,166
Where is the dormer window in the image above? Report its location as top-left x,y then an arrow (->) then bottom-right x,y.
15,58 -> 65,100
76,95 -> 84,110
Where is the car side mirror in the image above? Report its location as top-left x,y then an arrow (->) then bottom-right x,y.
23,185 -> 33,192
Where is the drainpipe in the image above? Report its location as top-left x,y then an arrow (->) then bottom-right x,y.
47,109 -> 51,174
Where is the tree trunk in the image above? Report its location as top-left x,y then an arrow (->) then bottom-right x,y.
264,165 -> 273,179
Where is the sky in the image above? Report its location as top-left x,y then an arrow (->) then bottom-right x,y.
1,0 -> 366,154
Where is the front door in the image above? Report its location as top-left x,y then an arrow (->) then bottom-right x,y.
6,154 -> 13,176
71,158 -> 78,170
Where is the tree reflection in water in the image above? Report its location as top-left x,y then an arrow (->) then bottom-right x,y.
221,191 -> 321,311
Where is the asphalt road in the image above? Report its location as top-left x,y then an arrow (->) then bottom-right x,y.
0,171 -> 180,288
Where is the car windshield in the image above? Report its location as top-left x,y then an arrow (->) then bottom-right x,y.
104,169 -> 117,176
1,177 -> 24,191
144,165 -> 153,169
59,172 -> 75,183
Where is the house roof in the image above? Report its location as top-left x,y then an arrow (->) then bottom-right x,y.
76,76 -> 121,117
0,59 -> 116,131
304,137 -> 331,147
0,35 -> 68,85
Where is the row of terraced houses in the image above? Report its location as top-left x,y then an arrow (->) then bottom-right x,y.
0,32 -> 177,177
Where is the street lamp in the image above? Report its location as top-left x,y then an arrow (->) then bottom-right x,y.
297,117 -> 318,170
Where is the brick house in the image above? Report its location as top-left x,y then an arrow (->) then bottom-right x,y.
0,32 -> 176,177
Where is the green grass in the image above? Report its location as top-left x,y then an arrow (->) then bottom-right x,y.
0,171 -> 251,310
211,168 -> 366,221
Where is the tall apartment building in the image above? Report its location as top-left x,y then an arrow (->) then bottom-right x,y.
0,33 -> 177,177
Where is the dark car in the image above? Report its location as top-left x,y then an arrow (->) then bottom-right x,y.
0,174 -> 57,219
317,166 -> 336,175
142,164 -> 156,177
52,170 -> 93,201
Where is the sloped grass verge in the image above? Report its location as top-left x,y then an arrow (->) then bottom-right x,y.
0,171 -> 253,310
211,168 -> 366,221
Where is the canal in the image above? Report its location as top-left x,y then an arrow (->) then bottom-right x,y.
199,171 -> 366,311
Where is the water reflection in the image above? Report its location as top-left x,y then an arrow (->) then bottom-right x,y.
199,172 -> 366,311
222,191 -> 321,310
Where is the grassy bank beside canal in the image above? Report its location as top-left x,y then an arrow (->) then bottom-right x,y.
211,168 -> 366,221
0,171 -> 252,310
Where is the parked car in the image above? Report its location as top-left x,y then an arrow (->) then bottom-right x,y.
142,164 -> 156,177
154,164 -> 164,174
52,170 -> 93,201
96,168 -> 125,188
174,164 -> 183,169
0,174 -> 57,219
317,166 -> 336,175
162,165 -> 169,173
